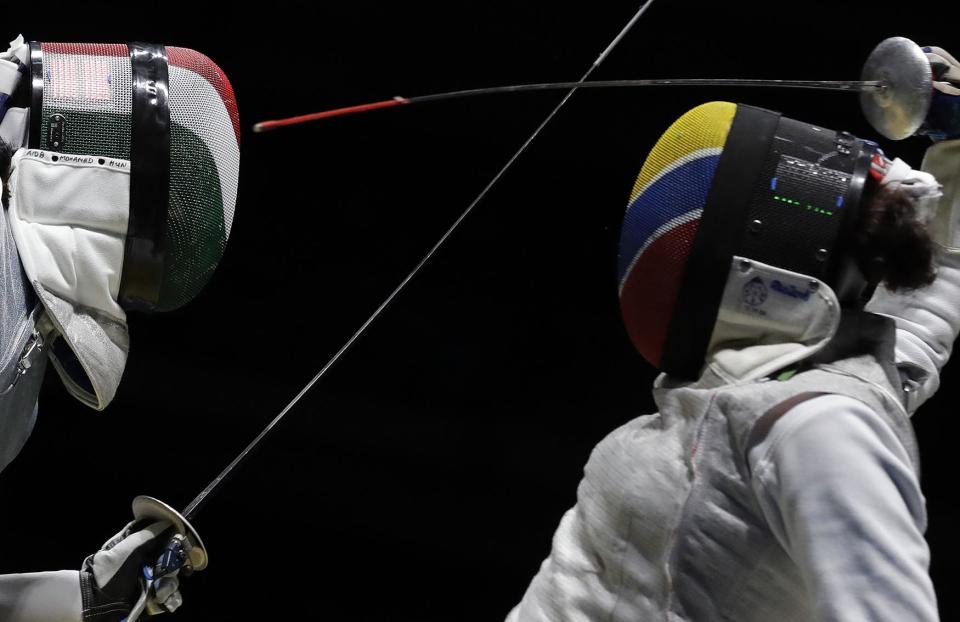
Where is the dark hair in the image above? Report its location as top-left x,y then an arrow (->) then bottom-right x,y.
854,180 -> 937,292
0,138 -> 13,208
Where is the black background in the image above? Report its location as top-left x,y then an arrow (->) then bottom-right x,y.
1,1 -> 958,619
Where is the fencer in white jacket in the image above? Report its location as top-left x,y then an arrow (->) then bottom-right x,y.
508,51 -> 960,622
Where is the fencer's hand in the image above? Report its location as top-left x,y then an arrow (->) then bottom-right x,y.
80,519 -> 182,622
920,46 -> 960,140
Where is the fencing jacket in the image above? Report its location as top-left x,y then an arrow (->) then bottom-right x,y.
507,139 -> 960,622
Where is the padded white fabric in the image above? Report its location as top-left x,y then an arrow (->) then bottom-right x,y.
7,149 -> 130,322
921,139 -> 960,250
6,148 -> 131,410
0,35 -> 28,65
706,257 -> 840,383
0,107 -> 28,148
0,58 -> 19,97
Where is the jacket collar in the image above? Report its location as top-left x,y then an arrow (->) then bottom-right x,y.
656,256 -> 843,389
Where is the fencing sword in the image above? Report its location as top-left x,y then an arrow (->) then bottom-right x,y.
121,6 -> 662,619
124,33 -> 934,618
203,36 -> 929,524
253,37 -> 933,141
177,0 -> 661,525
253,78 -> 882,130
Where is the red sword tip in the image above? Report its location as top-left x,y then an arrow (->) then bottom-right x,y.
251,97 -> 411,133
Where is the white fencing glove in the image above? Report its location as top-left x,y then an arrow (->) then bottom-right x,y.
80,520 -> 183,622
0,520 -> 185,622
920,45 -> 960,140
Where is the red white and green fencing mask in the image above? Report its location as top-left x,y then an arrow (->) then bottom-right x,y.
0,35 -> 239,409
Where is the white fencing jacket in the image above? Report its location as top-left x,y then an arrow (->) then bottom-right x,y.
507,139 -> 960,622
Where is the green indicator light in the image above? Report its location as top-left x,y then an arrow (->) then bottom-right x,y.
774,195 -> 818,209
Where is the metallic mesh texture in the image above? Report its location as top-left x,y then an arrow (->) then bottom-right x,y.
37,43 -> 240,311
162,47 -> 240,311
618,102 -> 736,368
738,154 -> 849,281
736,114 -> 867,287
39,43 -> 132,159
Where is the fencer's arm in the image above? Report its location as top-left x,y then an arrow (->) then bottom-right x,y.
0,571 -> 83,621
748,395 -> 938,621
864,139 -> 960,414
0,518 -> 185,622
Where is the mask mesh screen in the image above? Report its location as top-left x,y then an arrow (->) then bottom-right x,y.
39,43 -> 131,159
162,47 -> 239,311
37,43 -> 240,311
617,101 -> 736,369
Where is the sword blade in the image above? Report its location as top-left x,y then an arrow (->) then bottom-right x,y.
413,78 -> 884,102
185,1 -> 662,521
253,79 -> 885,132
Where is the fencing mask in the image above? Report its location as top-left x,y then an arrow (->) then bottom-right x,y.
0,34 -> 239,411
618,101 -> 878,380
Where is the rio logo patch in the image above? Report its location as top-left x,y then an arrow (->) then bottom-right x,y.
742,277 -> 768,307
771,279 -> 812,301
